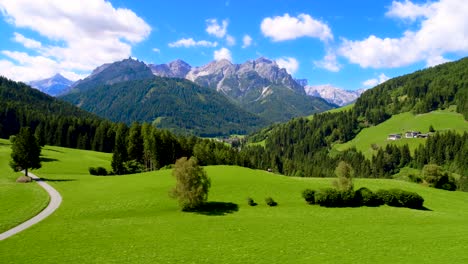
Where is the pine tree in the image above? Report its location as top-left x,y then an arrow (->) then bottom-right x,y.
10,127 -> 42,177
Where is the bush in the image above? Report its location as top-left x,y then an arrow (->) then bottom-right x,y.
302,189 -> 316,204
458,176 -> 468,192
434,174 -> 457,191
408,174 -> 423,183
315,188 -> 342,207
376,189 -> 424,209
265,197 -> 277,207
247,197 -> 257,206
354,187 -> 383,207
89,167 -> 108,176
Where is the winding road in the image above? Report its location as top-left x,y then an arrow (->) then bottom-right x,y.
0,172 -> 62,241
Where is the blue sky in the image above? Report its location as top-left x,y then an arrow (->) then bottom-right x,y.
0,0 -> 466,90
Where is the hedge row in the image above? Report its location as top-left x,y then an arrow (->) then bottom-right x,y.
302,187 -> 424,209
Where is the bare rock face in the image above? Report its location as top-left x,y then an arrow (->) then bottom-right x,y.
305,84 -> 367,106
149,59 -> 191,78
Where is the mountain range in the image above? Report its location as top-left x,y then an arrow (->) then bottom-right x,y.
29,73 -> 74,96
27,57 -> 374,135
304,84 -> 367,106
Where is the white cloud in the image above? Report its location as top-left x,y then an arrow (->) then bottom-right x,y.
214,47 -> 232,61
314,51 -> 341,72
363,73 -> 390,87
152,48 -> 160,53
242,35 -> 252,48
206,19 -> 228,38
13,32 -> 42,49
260,13 -> 333,42
426,55 -> 450,67
339,0 -> 468,68
0,0 -> 151,82
386,0 -> 433,21
0,51 -> 85,81
168,38 -> 218,48
275,57 -> 299,75
226,35 -> 236,46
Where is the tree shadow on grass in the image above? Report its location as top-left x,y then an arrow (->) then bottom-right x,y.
189,201 -> 239,216
43,148 -> 64,153
40,157 -> 59,162
36,177 -> 76,182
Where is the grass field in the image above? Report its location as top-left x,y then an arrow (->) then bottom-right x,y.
334,110 -> 468,158
1,142 -> 468,263
0,139 -> 49,233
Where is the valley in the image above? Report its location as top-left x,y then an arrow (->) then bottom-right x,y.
1,140 -> 467,263
1,1 -> 467,263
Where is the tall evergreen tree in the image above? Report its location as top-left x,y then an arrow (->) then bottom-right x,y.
111,123 -> 128,175
10,127 -> 42,177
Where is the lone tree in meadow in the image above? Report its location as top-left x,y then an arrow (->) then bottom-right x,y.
10,127 -> 42,177
171,157 -> 211,211
333,161 -> 354,191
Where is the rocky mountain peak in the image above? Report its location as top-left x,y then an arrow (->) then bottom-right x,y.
305,84 -> 367,106
29,73 -> 74,96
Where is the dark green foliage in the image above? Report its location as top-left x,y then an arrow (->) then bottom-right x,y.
314,188 -> 356,207
301,189 -> 316,204
123,160 -> 145,174
111,124 -> 129,175
9,127 -> 41,177
240,84 -> 334,123
265,197 -> 278,207
171,157 -> 211,211
421,164 -> 458,191
247,197 -> 257,206
408,174 -> 423,183
62,77 -> 267,137
354,187 -> 384,207
458,176 -> 468,192
89,167 -> 108,176
414,132 -> 468,176
376,189 -> 424,209
433,174 -> 457,191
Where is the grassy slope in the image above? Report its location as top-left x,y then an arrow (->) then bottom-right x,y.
334,109 -> 468,158
1,144 -> 468,263
0,139 -> 49,233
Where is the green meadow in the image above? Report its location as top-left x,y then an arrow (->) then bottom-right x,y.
1,140 -> 468,263
0,139 -> 49,233
334,109 -> 468,158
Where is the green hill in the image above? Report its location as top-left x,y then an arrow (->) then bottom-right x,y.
61,77 -> 268,137
334,109 -> 468,157
1,142 -> 467,263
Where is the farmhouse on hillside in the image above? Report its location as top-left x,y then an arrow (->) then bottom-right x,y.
387,134 -> 402,140
405,131 -> 421,138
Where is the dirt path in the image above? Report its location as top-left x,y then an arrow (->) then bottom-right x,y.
0,172 -> 62,241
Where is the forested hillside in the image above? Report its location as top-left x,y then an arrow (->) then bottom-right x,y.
61,77 -> 268,137
244,58 -> 468,178
0,77 -> 103,145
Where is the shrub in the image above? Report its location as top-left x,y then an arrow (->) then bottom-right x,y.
302,189 -> 316,204
458,176 -> 468,192
434,174 -> 457,191
376,189 -> 424,209
315,188 -> 342,207
354,187 -> 384,207
89,167 -> 108,176
408,174 -> 423,183
265,197 -> 277,207
247,197 -> 257,206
